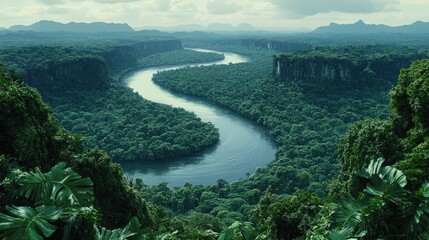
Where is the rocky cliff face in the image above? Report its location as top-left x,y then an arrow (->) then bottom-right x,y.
241,39 -> 311,52
102,40 -> 182,72
16,39 -> 182,92
25,56 -> 107,92
274,52 -> 427,88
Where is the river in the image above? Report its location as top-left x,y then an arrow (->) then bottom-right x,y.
121,48 -> 276,187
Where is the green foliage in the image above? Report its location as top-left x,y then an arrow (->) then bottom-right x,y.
135,49 -> 224,69
0,162 -> 95,240
334,59 -> 429,196
334,159 -> 429,239
17,162 -> 93,207
152,44 -> 390,200
0,64 -> 151,231
69,207 -> 101,240
0,205 -> 63,240
218,221 -> 257,240
72,148 -> 152,228
391,60 -> 429,138
395,139 -> 429,190
275,44 -> 428,90
95,217 -> 143,240
41,48 -> 224,163
0,65 -> 58,170
266,191 -> 323,239
338,119 -> 400,174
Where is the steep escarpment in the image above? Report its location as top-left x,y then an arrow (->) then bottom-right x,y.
25,55 -> 107,92
241,39 -> 311,52
99,39 -> 182,72
0,39 -> 182,93
274,45 -> 429,89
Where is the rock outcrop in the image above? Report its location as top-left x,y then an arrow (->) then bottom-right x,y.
1,39 -> 183,92
273,46 -> 428,89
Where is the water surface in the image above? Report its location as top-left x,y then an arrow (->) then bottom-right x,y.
122,49 -> 276,187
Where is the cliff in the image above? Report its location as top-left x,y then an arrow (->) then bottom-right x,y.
25,55 -> 107,92
0,39 -> 183,92
101,39 -> 183,73
273,46 -> 429,89
241,39 -> 311,52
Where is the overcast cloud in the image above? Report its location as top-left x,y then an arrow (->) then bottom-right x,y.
0,0 -> 427,30
206,0 -> 242,15
270,0 -> 399,17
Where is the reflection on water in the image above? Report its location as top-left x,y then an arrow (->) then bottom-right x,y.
121,48 -> 276,187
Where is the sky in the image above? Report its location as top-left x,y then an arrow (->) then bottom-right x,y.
0,0 -> 428,31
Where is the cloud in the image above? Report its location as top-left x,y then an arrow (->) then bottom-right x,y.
36,0 -> 66,4
270,0 -> 399,17
206,0 -> 241,15
93,0 -> 139,3
151,0 -> 171,11
171,0 -> 197,12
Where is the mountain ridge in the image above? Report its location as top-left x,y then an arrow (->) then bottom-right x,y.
313,20 -> 429,34
8,20 -> 134,33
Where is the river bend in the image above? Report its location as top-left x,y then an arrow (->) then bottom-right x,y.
121,48 -> 276,187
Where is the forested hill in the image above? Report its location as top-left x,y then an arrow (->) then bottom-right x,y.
0,39 -> 182,93
0,66 -> 153,238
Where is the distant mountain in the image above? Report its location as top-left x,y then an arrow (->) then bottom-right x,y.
8,20 -> 134,33
139,23 -> 256,32
236,23 -> 256,31
313,20 -> 429,34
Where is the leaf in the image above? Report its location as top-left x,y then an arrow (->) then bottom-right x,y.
0,205 -> 62,240
17,162 -> 94,207
95,217 -> 139,240
380,166 -> 407,188
405,182 -> 429,238
336,197 -> 366,228
355,158 -> 384,179
329,227 -> 355,240
356,158 -> 407,204
218,221 -> 241,240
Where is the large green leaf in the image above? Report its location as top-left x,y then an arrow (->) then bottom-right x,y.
356,158 -> 407,204
355,158 -> 385,179
17,162 -> 93,207
380,165 -> 407,188
328,227 -> 355,240
336,197 -> 366,228
0,205 -> 62,240
95,220 -> 136,240
218,221 -> 241,240
406,182 -> 429,238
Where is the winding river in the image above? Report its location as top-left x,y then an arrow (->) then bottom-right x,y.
121,49 -> 276,187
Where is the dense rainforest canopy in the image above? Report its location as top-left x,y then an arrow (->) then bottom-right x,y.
1,31 -> 429,239
0,41 -> 224,163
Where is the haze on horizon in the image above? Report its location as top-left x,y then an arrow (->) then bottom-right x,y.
0,0 -> 428,31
